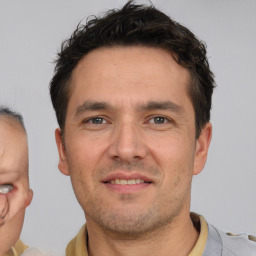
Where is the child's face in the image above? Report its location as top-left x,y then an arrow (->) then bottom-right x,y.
0,119 -> 33,255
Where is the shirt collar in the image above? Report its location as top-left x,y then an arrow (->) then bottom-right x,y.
66,213 -> 208,256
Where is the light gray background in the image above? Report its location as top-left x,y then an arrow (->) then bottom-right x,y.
0,0 -> 255,254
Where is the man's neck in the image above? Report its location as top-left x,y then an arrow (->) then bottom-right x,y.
86,213 -> 199,256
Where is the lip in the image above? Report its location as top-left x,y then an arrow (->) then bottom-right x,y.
101,172 -> 153,193
101,172 -> 153,183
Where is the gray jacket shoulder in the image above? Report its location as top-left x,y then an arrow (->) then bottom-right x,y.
203,224 -> 256,256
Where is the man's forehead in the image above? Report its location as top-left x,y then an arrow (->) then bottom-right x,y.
69,46 -> 191,100
71,46 -> 189,83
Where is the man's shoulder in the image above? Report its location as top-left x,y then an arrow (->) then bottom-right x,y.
206,223 -> 256,256
219,227 -> 256,256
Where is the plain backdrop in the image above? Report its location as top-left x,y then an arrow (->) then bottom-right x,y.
0,0 -> 255,254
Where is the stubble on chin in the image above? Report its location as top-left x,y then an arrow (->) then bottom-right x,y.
75,161 -> 191,238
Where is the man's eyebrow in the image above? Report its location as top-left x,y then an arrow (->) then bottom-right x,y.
75,101 -> 184,116
138,101 -> 184,114
75,102 -> 112,116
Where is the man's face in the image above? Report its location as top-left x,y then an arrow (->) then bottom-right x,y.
56,46 -> 211,235
0,120 -> 32,254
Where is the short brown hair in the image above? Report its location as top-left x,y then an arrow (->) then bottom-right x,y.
50,1 -> 215,138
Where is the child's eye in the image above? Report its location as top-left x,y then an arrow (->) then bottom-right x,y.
0,184 -> 13,194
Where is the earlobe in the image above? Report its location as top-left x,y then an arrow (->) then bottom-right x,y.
55,128 -> 70,176
193,122 -> 212,175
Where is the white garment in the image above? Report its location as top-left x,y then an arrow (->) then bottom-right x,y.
21,248 -> 60,256
20,248 -> 43,256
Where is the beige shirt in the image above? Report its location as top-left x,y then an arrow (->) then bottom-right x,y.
66,214 -> 208,256
3,240 -> 28,256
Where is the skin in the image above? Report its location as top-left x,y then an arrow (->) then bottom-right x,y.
56,46 -> 212,256
0,118 -> 33,256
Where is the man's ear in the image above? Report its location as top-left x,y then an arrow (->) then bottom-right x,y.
55,128 -> 70,176
193,122 -> 212,175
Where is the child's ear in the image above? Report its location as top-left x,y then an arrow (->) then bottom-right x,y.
25,189 -> 33,208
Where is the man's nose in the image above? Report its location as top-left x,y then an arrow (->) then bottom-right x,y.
107,122 -> 148,163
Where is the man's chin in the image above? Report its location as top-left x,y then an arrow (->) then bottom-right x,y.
86,208 -> 172,238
